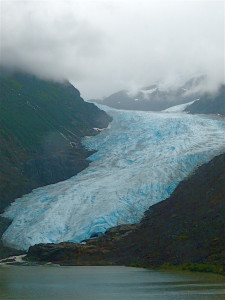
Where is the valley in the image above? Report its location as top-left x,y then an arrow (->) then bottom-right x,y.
2,105 -> 225,253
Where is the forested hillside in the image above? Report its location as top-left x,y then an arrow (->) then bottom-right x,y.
0,70 -> 111,213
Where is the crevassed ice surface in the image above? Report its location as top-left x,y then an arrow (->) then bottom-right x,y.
2,105 -> 225,250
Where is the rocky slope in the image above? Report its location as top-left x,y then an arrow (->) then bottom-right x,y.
185,85 -> 225,116
27,152 -> 225,274
0,69 -> 111,258
93,77 -> 203,111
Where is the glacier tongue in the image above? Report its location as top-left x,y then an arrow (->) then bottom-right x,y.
2,107 -> 225,250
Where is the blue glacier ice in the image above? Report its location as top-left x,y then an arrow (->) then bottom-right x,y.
2,105 -> 225,250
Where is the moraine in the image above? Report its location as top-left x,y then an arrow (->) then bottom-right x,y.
2,105 -> 225,250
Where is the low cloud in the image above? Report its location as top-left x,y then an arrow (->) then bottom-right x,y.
0,0 -> 224,98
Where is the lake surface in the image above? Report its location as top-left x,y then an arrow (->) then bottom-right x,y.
0,266 -> 224,299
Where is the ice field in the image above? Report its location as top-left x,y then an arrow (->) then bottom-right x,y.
2,105 -> 225,250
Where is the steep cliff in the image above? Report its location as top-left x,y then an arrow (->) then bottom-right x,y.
0,70 -> 112,213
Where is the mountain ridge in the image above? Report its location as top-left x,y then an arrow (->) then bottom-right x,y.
0,70 -> 112,258
185,85 -> 225,116
0,70 -> 112,212
1,72 -> 224,268
93,77 -> 224,116
92,77 -> 204,111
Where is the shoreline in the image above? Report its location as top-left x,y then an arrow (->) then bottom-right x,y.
9,151 -> 223,277
1,254 -> 224,278
1,113 -> 224,273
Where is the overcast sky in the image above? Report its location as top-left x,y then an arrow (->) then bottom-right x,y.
0,0 -> 224,98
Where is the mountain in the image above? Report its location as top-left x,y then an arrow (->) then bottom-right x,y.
2,105 -> 225,252
0,70 -> 111,213
27,152 -> 225,275
93,77 -> 203,111
185,85 -> 225,116
0,69 -> 112,258
1,72 -> 224,270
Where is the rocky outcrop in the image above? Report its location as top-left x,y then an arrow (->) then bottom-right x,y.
26,225 -> 137,265
26,153 -> 225,274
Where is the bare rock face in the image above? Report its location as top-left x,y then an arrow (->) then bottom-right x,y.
27,243 -> 83,262
26,225 -> 138,265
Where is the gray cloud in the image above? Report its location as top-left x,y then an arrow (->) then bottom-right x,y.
0,0 -> 224,98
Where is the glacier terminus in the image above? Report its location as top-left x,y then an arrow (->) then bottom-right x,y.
2,105 -> 225,250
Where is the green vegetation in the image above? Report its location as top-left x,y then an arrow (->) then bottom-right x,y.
0,73 -> 107,151
159,263 -> 225,276
129,262 -> 142,268
0,69 -> 111,258
0,70 -> 111,214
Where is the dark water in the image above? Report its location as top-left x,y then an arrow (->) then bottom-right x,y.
0,266 -> 224,299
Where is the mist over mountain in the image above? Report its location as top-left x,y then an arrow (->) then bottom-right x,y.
92,77 -> 206,111
1,1 -> 224,98
185,85 -> 225,116
0,69 -> 111,214
0,0 -> 224,277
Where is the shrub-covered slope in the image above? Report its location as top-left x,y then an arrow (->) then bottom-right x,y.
116,152 -> 225,269
0,70 -> 111,213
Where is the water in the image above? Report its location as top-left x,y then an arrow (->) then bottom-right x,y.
2,107 -> 225,250
0,266 -> 224,299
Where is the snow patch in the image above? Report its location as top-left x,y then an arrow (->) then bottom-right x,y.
162,99 -> 199,113
93,127 -> 105,132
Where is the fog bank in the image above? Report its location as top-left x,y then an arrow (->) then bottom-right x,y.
0,0 -> 224,98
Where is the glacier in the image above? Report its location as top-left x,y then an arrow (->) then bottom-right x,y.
2,105 -> 225,250
162,100 -> 198,113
